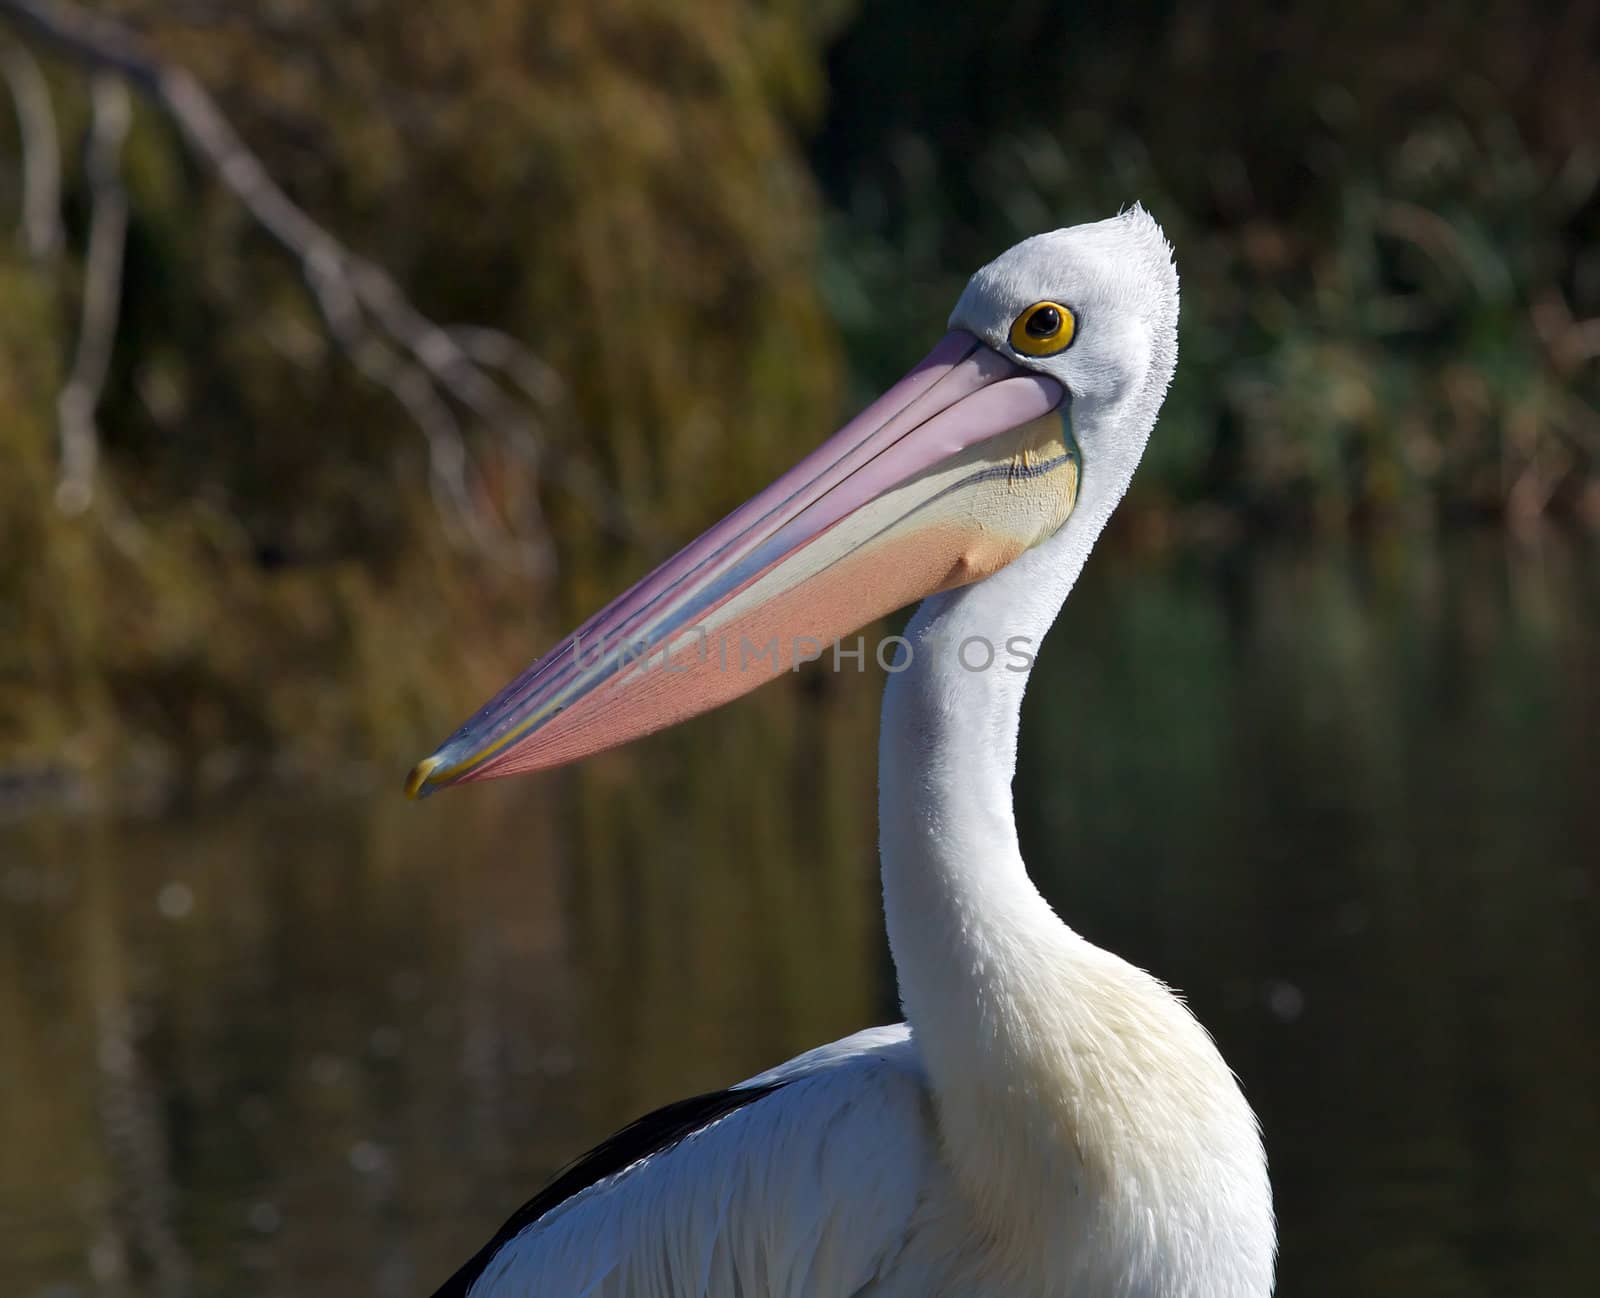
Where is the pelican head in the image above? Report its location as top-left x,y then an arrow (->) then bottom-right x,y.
949,207 -> 1179,471
408,207 -> 1178,794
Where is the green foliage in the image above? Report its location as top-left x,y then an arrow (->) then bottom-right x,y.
4,1 -> 1598,788
817,0 -> 1600,527
0,1 -> 847,790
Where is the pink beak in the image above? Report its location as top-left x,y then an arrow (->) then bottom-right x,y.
408,331 -> 1068,796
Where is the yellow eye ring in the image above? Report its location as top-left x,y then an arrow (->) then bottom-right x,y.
1009,301 -> 1076,357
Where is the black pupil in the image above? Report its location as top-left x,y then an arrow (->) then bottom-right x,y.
1025,306 -> 1061,338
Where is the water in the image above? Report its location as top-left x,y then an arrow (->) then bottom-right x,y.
2,534 -> 1596,1297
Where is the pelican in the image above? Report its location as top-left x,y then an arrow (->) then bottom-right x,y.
408,207 -> 1276,1298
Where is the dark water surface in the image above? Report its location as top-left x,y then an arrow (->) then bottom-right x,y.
3,535 -> 1597,1297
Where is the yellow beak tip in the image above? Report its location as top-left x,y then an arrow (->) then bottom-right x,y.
404,755 -> 443,801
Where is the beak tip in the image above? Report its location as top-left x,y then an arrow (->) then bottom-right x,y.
404,754 -> 444,801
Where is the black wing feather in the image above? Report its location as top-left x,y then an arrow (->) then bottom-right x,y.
429,1081 -> 787,1298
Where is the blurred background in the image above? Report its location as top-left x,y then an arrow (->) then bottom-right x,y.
1,1 -> 1597,1295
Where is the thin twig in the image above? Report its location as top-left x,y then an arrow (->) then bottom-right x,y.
0,36 -> 63,259
55,73 -> 128,516
447,325 -> 641,540
0,0 -> 608,569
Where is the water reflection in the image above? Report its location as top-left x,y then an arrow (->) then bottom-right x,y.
2,535 -> 1596,1297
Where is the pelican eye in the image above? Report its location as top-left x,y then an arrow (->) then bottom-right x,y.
1009,301 -> 1076,357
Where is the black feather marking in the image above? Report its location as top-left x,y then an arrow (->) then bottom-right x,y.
429,1081 -> 787,1298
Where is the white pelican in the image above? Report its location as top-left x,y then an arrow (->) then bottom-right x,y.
408,207 -> 1276,1298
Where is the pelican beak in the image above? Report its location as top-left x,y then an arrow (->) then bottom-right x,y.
407,331 -> 1077,796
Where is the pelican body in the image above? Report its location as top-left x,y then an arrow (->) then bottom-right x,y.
411,208 -> 1276,1297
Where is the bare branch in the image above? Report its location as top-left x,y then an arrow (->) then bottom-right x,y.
447,325 -> 566,408
1533,288 -> 1600,372
0,0 -> 606,569
0,36 -> 63,259
445,325 -> 641,541
55,73 -> 128,516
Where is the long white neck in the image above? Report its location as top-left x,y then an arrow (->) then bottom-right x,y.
878,411 -> 1137,1051
878,440 -> 1123,1063
878,415 -> 1149,1260
876,422 -> 1276,1296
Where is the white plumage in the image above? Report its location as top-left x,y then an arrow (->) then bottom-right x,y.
427,209 -> 1277,1298
471,1029 -> 934,1297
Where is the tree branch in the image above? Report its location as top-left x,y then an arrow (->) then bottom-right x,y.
0,36 -> 63,260
0,0 -> 618,567
54,72 -> 128,516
